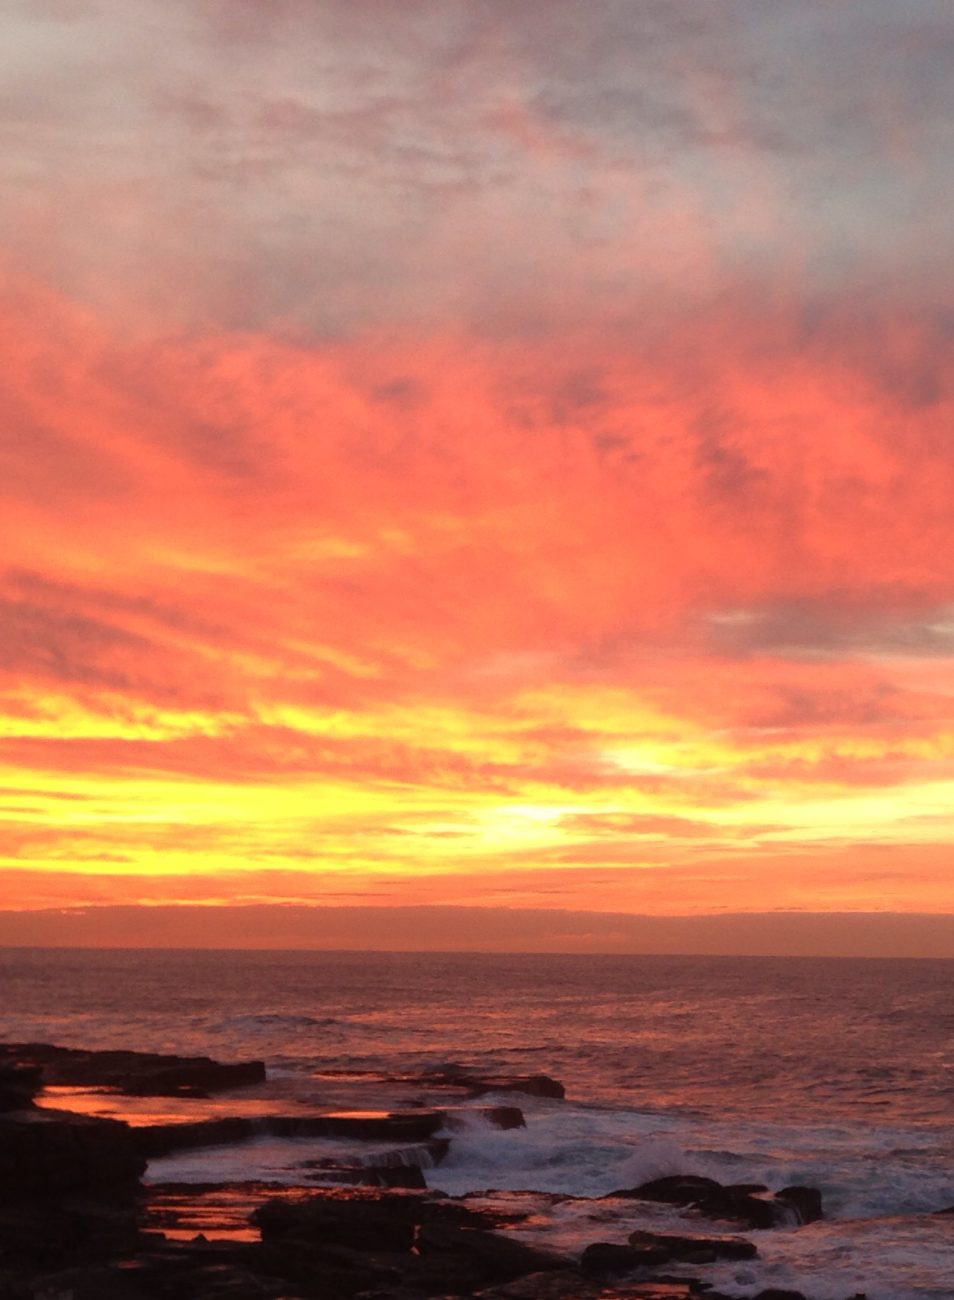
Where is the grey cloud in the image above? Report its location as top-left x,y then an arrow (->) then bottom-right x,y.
0,595 -> 151,687
2,568 -> 229,645
692,406 -> 769,505
708,597 -> 954,660
3,0 -> 952,336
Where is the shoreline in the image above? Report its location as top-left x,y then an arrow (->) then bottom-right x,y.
0,1040 -> 888,1300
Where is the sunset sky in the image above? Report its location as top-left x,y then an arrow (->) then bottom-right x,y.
3,1 -> 954,951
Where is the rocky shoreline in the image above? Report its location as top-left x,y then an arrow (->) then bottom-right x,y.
0,1044 -> 874,1300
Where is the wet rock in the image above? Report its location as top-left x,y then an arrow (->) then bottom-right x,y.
694,1186 -> 780,1230
477,1279 -> 721,1300
254,1192 -> 419,1253
0,1044 -> 265,1098
139,1108 -> 521,1158
776,1185 -> 823,1225
696,1184 -> 823,1230
251,1189 -> 570,1296
581,1241 -> 665,1277
254,1186 -> 516,1237
5,1262 -> 148,1300
299,1138 -> 450,1188
608,1174 -> 725,1203
28,1243 -> 306,1300
0,1199 -> 142,1273
276,1111 -> 448,1142
627,1229 -> 757,1264
427,1072 -> 565,1100
365,1067 -> 565,1101
416,1221 -> 573,1284
0,1109 -> 145,1199
0,1064 -> 42,1113
142,1180 -> 316,1241
136,1117 -> 259,1159
469,1268 -> 602,1300
611,1174 -> 823,1230
137,1111 -> 450,1159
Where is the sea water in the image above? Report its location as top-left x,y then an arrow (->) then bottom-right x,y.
2,948 -> 953,1298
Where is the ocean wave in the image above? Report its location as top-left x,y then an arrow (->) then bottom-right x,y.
212,1013 -> 346,1032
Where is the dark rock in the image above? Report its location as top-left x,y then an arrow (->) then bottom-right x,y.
137,1111 -> 449,1159
696,1184 -> 823,1230
135,1117 -> 259,1159
610,1174 -> 823,1231
430,1072 -> 565,1100
142,1181 -> 321,1242
138,1108 -> 521,1159
28,1245 -> 306,1300
753,1291 -> 809,1299
581,1241 -> 662,1277
251,1188 -> 569,1296
275,1110 -> 448,1142
474,1277 -> 715,1300
627,1229 -> 758,1263
124,1059 -> 265,1097
610,1174 -> 725,1203
299,1138 -> 450,1187
0,1064 -> 42,1113
416,1221 -> 572,1283
253,1193 -> 418,1253
776,1185 -> 824,1224
0,1044 -> 265,1098
0,1199 -> 142,1272
695,1186 -> 780,1230
253,1235 -> 405,1298
467,1268 -> 601,1300
366,1163 -> 428,1189
315,1064 -> 566,1101
0,1109 -> 145,1199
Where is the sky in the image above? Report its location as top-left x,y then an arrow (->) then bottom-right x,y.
2,1 -> 954,953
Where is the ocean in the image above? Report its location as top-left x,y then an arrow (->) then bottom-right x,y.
3,948 -> 953,1298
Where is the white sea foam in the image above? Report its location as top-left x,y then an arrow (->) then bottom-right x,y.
431,1106 -> 694,1197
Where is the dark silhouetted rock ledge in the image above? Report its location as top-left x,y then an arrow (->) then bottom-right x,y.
0,1062 -> 42,1113
328,1066 -> 566,1100
582,1227 -> 756,1279
0,1042 -> 266,1098
136,1105 -> 525,1158
251,1188 -> 575,1295
430,1071 -> 566,1100
0,1107 -> 145,1199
